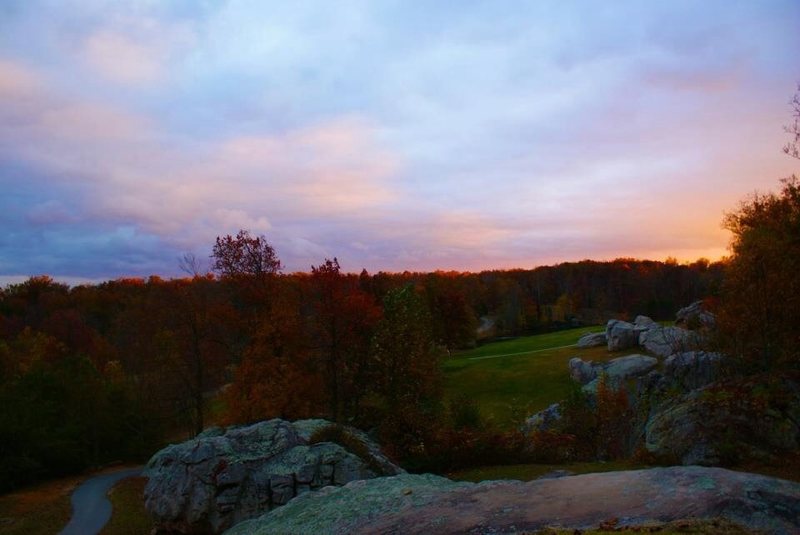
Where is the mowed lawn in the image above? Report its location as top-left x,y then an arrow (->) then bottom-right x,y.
443,326 -> 621,427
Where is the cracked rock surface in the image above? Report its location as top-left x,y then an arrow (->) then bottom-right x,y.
144,419 -> 403,534
226,467 -> 800,535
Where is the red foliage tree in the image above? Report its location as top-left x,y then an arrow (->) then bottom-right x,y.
308,258 -> 381,421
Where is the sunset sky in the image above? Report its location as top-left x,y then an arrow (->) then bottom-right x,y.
1,1 -> 798,283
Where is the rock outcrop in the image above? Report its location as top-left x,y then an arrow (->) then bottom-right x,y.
676,300 -> 716,329
524,402 -> 562,432
567,354 -> 658,389
575,331 -> 606,348
661,351 -> 723,392
644,373 -> 800,465
604,304 -> 714,356
568,356 -> 598,384
633,315 -> 658,329
599,354 -> 659,382
529,354 -> 659,432
582,354 -> 658,396
225,468 -> 800,535
144,419 -> 403,534
638,325 -> 698,358
605,319 -> 639,351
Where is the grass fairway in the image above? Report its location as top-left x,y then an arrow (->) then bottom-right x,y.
444,326 -> 623,427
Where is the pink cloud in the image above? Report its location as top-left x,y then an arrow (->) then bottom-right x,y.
79,16 -> 196,86
0,59 -> 41,95
84,31 -> 162,85
0,67 -> 402,258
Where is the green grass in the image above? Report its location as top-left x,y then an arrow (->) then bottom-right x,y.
444,326 -> 624,427
102,477 -> 152,535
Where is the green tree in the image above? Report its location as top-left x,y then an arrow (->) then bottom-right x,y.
371,285 -> 443,457
372,285 -> 440,410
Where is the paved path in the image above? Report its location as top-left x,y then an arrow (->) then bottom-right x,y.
59,466 -> 143,535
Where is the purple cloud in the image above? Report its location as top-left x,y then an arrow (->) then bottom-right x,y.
0,1 -> 798,283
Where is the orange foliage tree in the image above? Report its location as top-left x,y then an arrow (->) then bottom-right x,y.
224,278 -> 325,423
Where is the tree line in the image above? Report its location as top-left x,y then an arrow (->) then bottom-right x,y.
0,235 -> 726,491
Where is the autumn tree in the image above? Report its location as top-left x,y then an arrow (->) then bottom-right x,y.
594,374 -> 633,460
719,176 -> 800,369
211,230 -> 281,287
424,273 -> 478,351
308,258 -> 381,421
157,276 -> 235,436
224,278 -> 324,423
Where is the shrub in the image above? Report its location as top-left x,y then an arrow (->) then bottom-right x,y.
595,374 -> 634,460
308,424 -> 386,475
449,394 -> 483,431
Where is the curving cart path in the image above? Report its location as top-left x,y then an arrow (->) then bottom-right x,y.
59,466 -> 143,535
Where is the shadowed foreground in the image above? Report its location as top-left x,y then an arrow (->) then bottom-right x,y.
226,466 -> 800,535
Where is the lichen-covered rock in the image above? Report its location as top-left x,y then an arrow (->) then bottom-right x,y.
225,468 -> 800,535
581,354 -> 658,394
633,315 -> 658,329
606,319 -> 638,351
144,419 -> 403,534
676,300 -> 716,329
604,354 -> 659,379
638,325 -> 698,357
568,356 -> 598,384
575,331 -> 606,348
524,402 -> 562,432
663,351 -> 723,391
645,374 -> 800,466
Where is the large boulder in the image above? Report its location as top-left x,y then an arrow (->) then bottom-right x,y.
606,319 -> 638,351
580,354 -> 658,395
225,468 -> 800,535
645,374 -> 800,466
663,351 -> 723,391
633,315 -> 658,330
144,419 -> 403,534
568,357 -> 599,384
604,354 -> 659,379
575,331 -> 606,348
676,300 -> 716,329
639,325 -> 697,358
524,402 -> 562,432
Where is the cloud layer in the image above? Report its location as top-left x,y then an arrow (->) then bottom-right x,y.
1,1 -> 798,281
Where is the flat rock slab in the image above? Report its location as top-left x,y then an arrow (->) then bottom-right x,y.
226,467 -> 800,535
